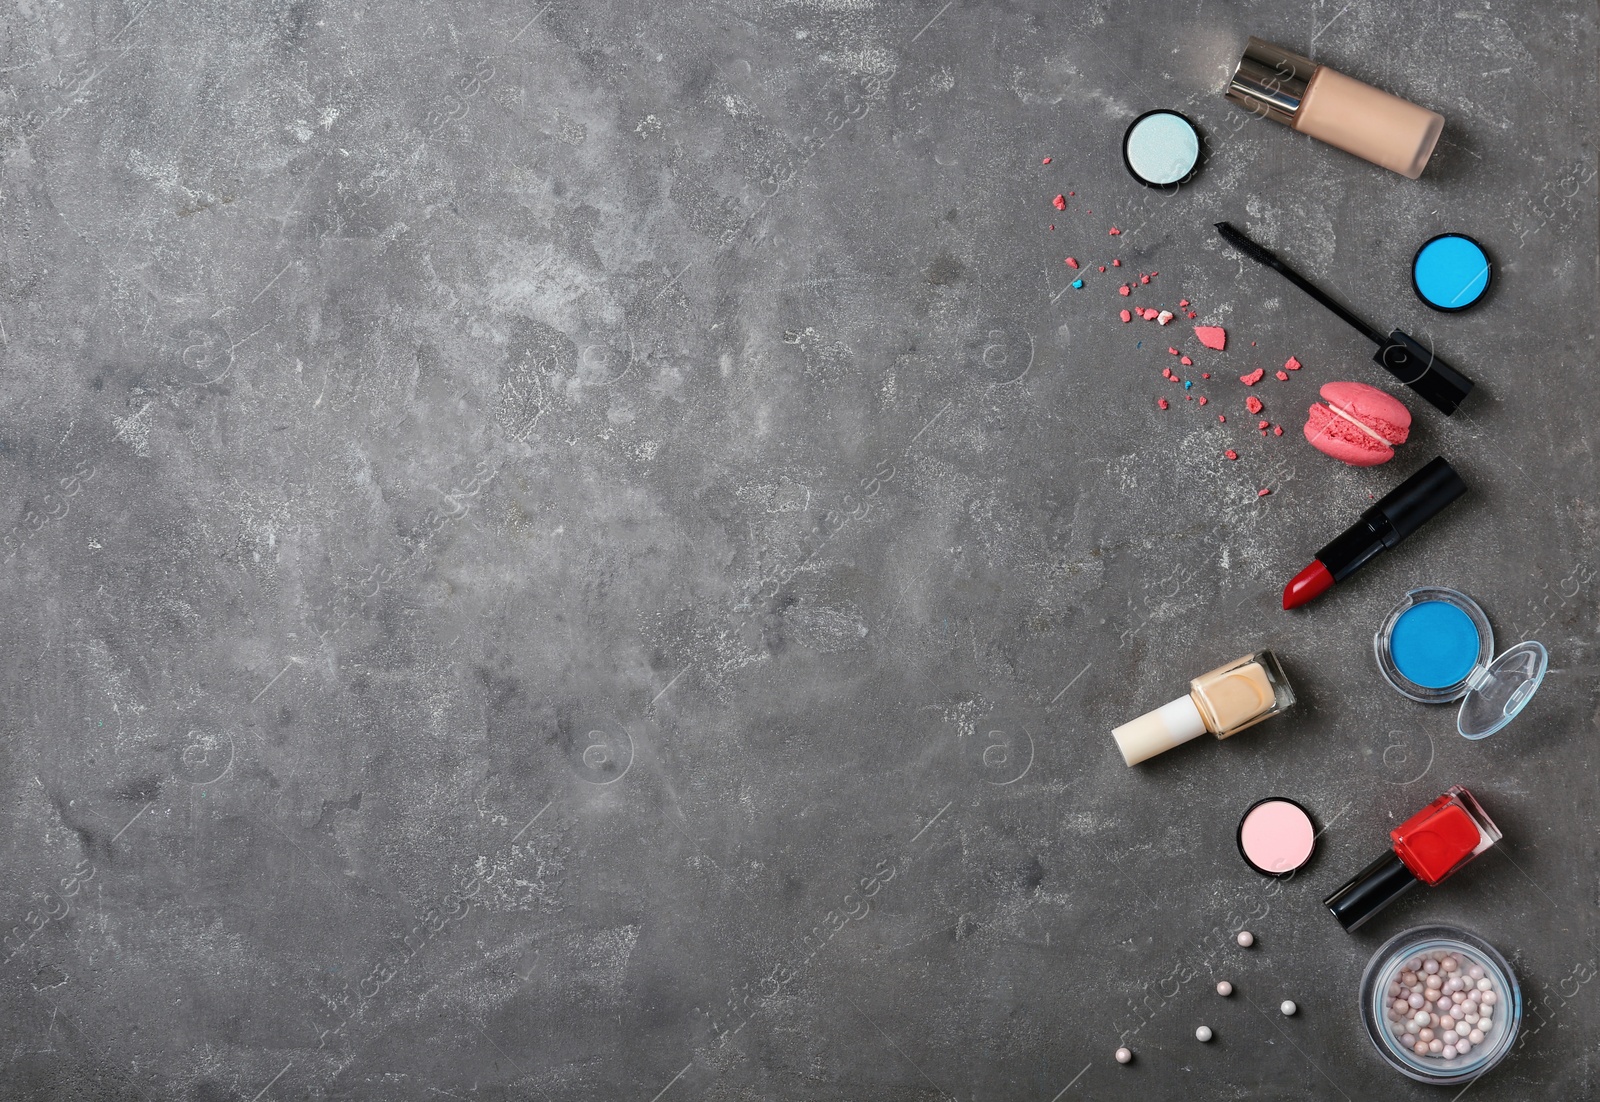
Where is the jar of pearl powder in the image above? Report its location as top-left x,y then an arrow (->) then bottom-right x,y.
1359,925 -> 1522,1084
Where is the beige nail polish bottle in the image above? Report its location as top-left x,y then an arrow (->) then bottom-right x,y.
1113,651 -> 1296,766
1226,37 -> 1446,179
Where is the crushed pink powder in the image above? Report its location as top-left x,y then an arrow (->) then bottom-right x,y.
1194,326 -> 1227,351
1275,370 -> 1290,381
1139,274 -> 1150,284
1120,309 -> 1132,323
1258,419 -> 1270,429
1225,450 -> 1239,460
1273,425 -> 1284,436
1257,488 -> 1271,497
1112,259 -> 1121,267
1201,372 -> 1211,379
1285,356 -> 1302,371
1119,285 -> 1132,296
1198,396 -> 1208,406
1168,347 -> 1179,356
1053,195 -> 1066,210
1245,395 -> 1264,414
1179,299 -> 1190,308
1180,356 -> 1193,366
1158,397 -> 1169,410
1042,157 -> 1052,164
1065,257 -> 1079,268
1098,266 -> 1106,272
1240,368 -> 1265,386
1187,311 -> 1198,319
1218,414 -> 1226,422
1109,227 -> 1121,235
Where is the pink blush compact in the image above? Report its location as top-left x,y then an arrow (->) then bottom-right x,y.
1238,797 -> 1317,877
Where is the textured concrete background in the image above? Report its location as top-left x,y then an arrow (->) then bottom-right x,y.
1,0 -> 1596,1099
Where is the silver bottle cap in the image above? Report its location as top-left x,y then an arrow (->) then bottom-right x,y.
1225,37 -> 1317,127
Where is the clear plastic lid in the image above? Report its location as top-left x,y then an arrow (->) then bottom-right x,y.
1457,640 -> 1548,740
1374,587 -> 1546,740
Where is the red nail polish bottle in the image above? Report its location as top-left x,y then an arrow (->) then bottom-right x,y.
1325,786 -> 1501,931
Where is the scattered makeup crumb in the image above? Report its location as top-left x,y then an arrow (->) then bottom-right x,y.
1194,326 -> 1227,351
1187,311 -> 1198,319
1120,309 -> 1132,323
1240,368 -> 1265,386
1225,449 -> 1238,460
1285,356 -> 1302,371
1109,227 -> 1120,235
1157,310 -> 1174,325
1065,257 -> 1079,268
1201,372 -> 1211,379
1098,265 -> 1106,272
1049,225 -> 1055,231
1258,419 -> 1270,429
1139,274 -> 1150,284
1168,347 -> 1179,355
1218,414 -> 1226,422
1150,271 -> 1158,278
1180,356 -> 1193,366
1112,259 -> 1121,267
1246,395 -> 1264,414
1276,370 -> 1290,381
1071,279 -> 1083,289
1198,396 -> 1208,406
1069,192 -> 1075,196
1257,488 -> 1271,497
1274,425 -> 1284,436
1180,299 -> 1190,308
1119,285 -> 1131,296
1042,157 -> 1052,164
1251,341 -> 1257,347
1184,380 -> 1193,389
1053,194 -> 1066,210
1158,397 -> 1169,410
1162,368 -> 1174,379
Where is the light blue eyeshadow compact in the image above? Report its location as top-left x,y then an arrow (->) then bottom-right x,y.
1412,233 -> 1492,312
1122,109 -> 1202,189
1375,586 -> 1548,740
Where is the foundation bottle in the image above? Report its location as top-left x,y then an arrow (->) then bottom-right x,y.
1113,651 -> 1296,766
1226,38 -> 1445,179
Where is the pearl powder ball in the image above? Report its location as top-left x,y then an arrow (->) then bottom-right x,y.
1115,1047 -> 1132,1065
1216,981 -> 1233,997
1195,1026 -> 1213,1042
1384,950 -> 1505,1065
1236,931 -> 1254,948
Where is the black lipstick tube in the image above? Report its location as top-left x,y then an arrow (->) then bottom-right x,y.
1318,457 -> 1468,580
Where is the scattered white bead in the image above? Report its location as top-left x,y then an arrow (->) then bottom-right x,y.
1216,981 -> 1233,997
1115,1047 -> 1133,1064
1423,959 -> 1440,974
1442,1044 -> 1457,1059
1236,931 -> 1254,948
1195,1025 -> 1213,1042
1468,965 -> 1484,980
1279,1000 -> 1296,1016
1468,1028 -> 1484,1045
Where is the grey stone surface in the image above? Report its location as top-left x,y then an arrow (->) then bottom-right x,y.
0,1 -> 1596,1099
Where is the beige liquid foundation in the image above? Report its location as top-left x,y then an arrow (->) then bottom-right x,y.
1113,651 -> 1296,766
1227,38 -> 1445,179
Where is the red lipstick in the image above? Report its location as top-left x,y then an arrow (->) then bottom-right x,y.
1282,457 -> 1466,609
1282,561 -> 1333,609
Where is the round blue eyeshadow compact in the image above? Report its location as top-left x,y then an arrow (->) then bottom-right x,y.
1412,233 -> 1492,312
1122,109 -> 1201,189
1375,586 -> 1549,740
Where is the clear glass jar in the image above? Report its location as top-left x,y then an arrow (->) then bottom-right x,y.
1359,925 -> 1521,1084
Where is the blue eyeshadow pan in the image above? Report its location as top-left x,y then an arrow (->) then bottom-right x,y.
1412,233 -> 1492,312
1122,110 -> 1201,189
1390,600 -> 1481,689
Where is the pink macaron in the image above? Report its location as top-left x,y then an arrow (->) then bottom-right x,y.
1303,382 -> 1412,466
